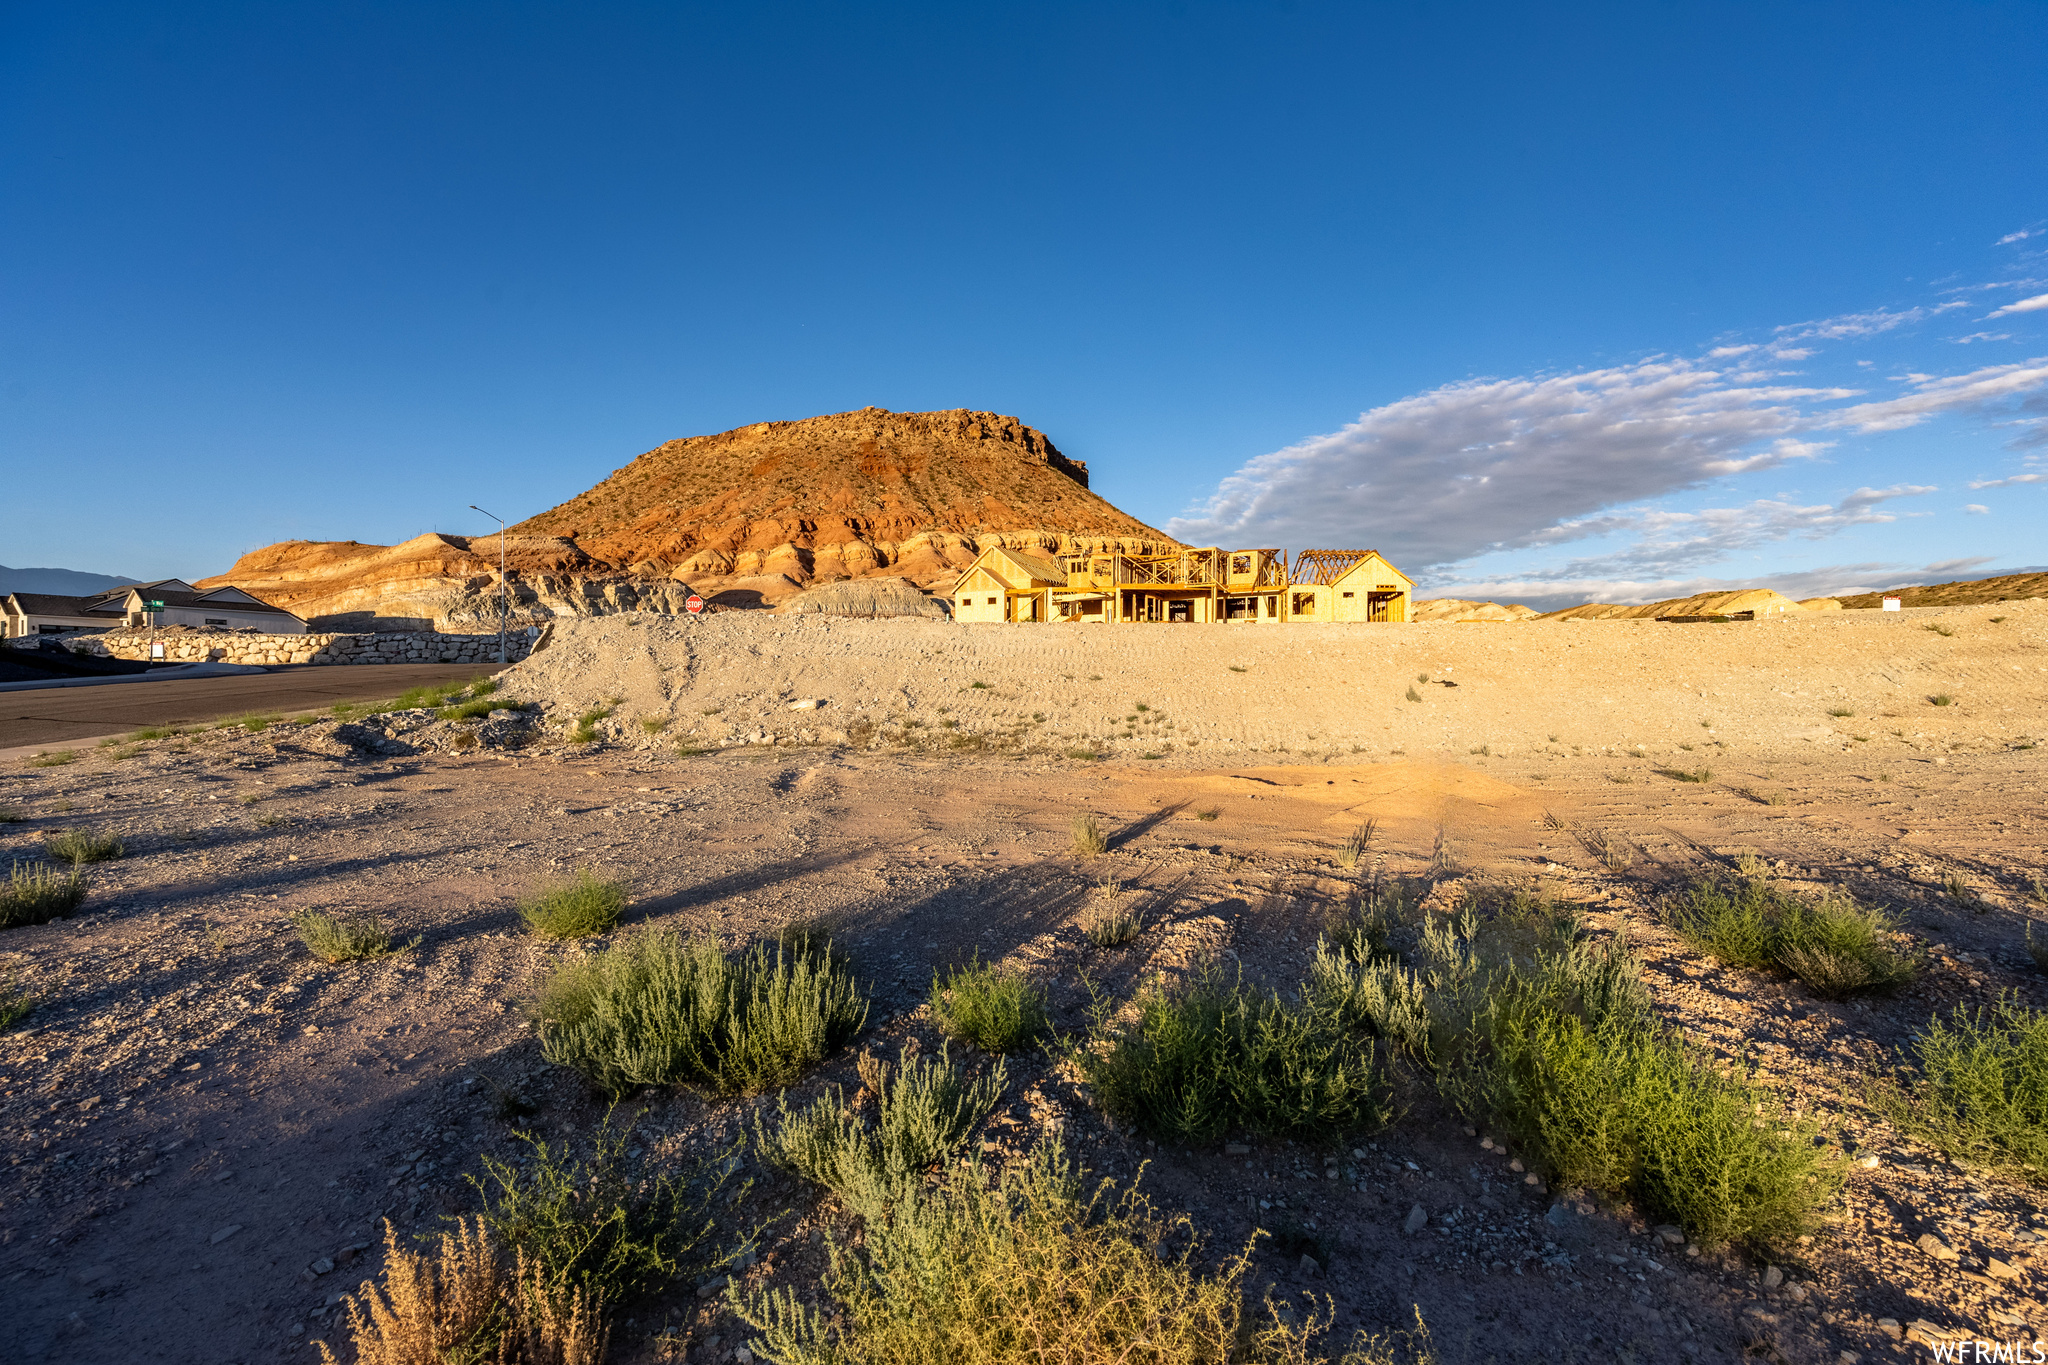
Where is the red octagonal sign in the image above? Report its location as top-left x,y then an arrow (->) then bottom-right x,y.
686,595 -> 705,614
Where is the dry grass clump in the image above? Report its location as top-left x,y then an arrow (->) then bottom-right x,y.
1074,966 -> 1388,1145
24,750 -> 76,768
520,872 -> 627,939
42,828 -> 123,864
1663,874 -> 1915,998
316,1217 -> 606,1365
533,931 -> 868,1098
930,955 -> 1049,1052
293,910 -> 409,963
1079,879 -> 1144,948
0,860 -> 89,930
1070,812 -> 1108,857
1336,818 -> 1377,871
736,1139 -> 1426,1365
568,706 -> 614,743
1881,995 -> 2048,1183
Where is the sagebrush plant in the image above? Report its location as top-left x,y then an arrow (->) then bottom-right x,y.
735,1138 -> 1427,1365
317,1217 -> 607,1365
1453,937 -> 1839,1249
470,1111 -> 752,1310
1881,995 -> 2048,1182
1070,812 -> 1108,857
533,930 -> 868,1098
757,1042 -> 1006,1214
929,955 -> 1049,1052
1663,875 -> 1914,998
1073,966 -> 1387,1145
1310,940 -> 1431,1061
520,871 -> 628,939
0,860 -> 89,930
40,827 -> 123,864
293,909 -> 408,963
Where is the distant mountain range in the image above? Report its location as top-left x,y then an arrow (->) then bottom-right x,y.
0,565 -> 139,596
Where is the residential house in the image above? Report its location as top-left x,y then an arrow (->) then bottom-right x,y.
2,578 -> 307,638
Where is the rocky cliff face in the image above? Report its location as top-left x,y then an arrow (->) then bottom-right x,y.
200,408 -> 1177,629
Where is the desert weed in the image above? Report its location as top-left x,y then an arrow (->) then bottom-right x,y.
756,1042 -> 1005,1212
0,972 -> 36,1030
736,1138 -> 1412,1365
533,931 -> 868,1098
1073,966 -> 1387,1145
1337,818 -> 1377,871
317,1217 -> 607,1365
293,909 -> 410,963
930,955 -> 1049,1052
520,872 -> 627,939
470,1111 -> 751,1310
1663,875 -> 1914,998
1881,996 -> 2048,1182
41,828 -> 124,864
1079,879 -> 1144,948
0,861 -> 88,929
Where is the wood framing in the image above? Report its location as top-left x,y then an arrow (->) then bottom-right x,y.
1281,550 -> 1412,623
949,547 -> 1067,622
949,543 -> 1411,625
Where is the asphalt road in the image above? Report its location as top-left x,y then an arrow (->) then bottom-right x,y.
0,663 -> 498,752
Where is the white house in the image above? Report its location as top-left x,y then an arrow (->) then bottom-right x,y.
2,579 -> 307,638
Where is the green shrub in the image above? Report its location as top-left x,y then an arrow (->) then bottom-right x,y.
1309,942 -> 1431,1060
735,1139 -> 1409,1365
293,909 -> 409,962
930,956 -> 1049,1052
757,1043 -> 1005,1213
24,750 -> 76,767
1883,996 -> 2048,1181
519,872 -> 627,939
1663,875 -> 1914,997
1656,766 -> 1713,784
0,861 -> 88,929
0,805 -> 23,823
471,1111 -> 752,1309
1931,693 -> 1955,706
1404,686 -> 1423,703
533,931 -> 869,1098
1073,967 -> 1387,1145
439,695 -> 511,721
1458,939 -> 1837,1250
568,706 -> 613,743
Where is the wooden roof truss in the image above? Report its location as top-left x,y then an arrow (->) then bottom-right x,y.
1292,549 -> 1376,586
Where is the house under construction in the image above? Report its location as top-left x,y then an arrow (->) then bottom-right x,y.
948,546 -> 1412,624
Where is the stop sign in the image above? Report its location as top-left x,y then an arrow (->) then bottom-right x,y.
686,595 -> 705,615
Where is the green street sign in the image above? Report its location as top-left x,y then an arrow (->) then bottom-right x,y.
146,600 -> 165,609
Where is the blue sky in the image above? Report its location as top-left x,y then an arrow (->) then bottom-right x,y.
3,1 -> 2044,607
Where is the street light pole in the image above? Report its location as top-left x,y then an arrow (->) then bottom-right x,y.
469,505 -> 508,665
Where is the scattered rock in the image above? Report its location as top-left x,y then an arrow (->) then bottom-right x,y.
309,1258 -> 334,1276
696,1275 -> 729,1299
1652,1224 -> 1685,1246
1299,1254 -> 1321,1277
1761,1264 -> 1784,1289
1876,1318 -> 1903,1340
1987,1257 -> 2020,1280
1403,1205 -> 1428,1234
1224,1143 -> 1251,1156
209,1225 -> 242,1245
1916,1233 -> 1960,1262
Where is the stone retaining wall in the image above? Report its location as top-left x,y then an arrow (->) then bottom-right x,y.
58,629 -> 534,667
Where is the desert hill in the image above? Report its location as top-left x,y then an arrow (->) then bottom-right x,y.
1835,570 -> 2048,610
512,407 -> 1174,583
201,408 -> 1179,628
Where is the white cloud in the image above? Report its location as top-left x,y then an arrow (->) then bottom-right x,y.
1774,303 -> 1965,342
1707,344 -> 1757,358
1952,332 -> 2014,344
1166,359 -> 1853,567
1963,504 -> 1990,514
1923,556 -> 1999,575
1769,346 -> 1815,361
1967,472 -> 2047,489
2000,227 -> 2043,245
1830,359 -> 2048,433
1988,292 -> 2048,319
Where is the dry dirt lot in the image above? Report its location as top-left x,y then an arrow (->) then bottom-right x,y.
1,609 -> 2044,1365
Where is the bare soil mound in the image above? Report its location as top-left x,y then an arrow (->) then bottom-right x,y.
777,576 -> 950,618
495,598 -> 2048,763
1412,598 -> 1540,622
